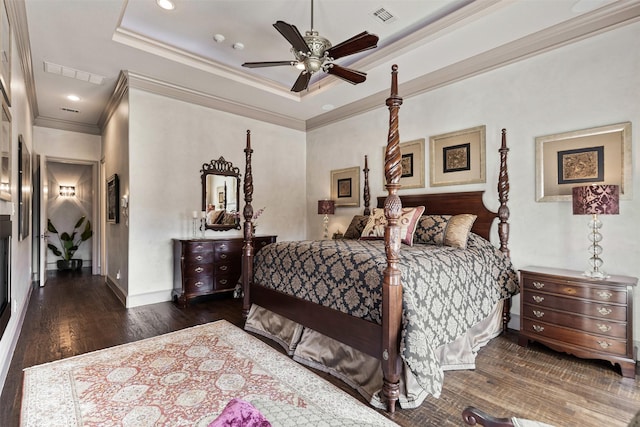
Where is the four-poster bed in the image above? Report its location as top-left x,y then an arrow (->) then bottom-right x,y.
240,65 -> 517,412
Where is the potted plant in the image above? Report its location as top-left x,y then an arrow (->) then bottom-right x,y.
47,216 -> 93,270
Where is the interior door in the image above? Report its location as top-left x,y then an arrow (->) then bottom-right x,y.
31,154 -> 41,285
39,156 -> 48,286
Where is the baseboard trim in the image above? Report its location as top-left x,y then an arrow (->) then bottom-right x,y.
104,276 -> 126,307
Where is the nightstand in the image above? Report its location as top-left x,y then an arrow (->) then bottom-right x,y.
518,266 -> 637,378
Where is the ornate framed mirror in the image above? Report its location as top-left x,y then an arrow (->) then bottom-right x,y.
201,157 -> 241,231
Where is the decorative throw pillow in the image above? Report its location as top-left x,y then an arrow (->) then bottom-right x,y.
360,206 -> 425,245
343,215 -> 370,239
414,214 -> 452,245
209,398 -> 272,427
443,214 -> 477,249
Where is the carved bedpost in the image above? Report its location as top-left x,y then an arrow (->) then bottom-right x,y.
497,128 -> 511,333
242,130 -> 254,319
363,155 -> 371,216
382,64 -> 403,414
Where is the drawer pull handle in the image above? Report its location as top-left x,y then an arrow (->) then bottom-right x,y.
195,245 -> 203,250
596,323 -> 611,333
597,291 -> 612,300
219,279 -> 228,285
597,341 -> 612,349
195,255 -> 203,261
220,253 -> 227,259
563,287 -> 576,295
220,265 -> 228,271
532,296 -> 544,303
195,267 -> 204,273
532,325 -> 544,333
194,281 -> 204,287
532,281 -> 544,289
532,310 -> 544,318
597,307 -> 612,316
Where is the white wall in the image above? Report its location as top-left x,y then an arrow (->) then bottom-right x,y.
124,89 -> 306,307
307,23 -> 640,345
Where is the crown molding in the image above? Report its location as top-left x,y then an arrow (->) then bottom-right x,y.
34,116 -> 101,135
100,70 -> 306,132
6,0 -> 38,116
306,0 -> 640,131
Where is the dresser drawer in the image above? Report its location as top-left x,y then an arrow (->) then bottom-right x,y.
214,240 -> 243,262
524,291 -> 627,321
213,276 -> 235,290
522,304 -> 627,339
214,262 -> 239,276
522,319 -> 628,356
184,277 -> 214,294
523,276 -> 627,304
183,241 -> 214,255
184,251 -> 214,264
183,263 -> 214,278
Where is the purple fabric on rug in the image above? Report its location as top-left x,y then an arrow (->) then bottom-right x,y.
209,398 -> 272,427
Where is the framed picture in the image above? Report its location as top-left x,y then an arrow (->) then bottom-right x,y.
535,122 -> 631,202
18,135 -> 31,241
429,125 -> 485,187
0,100 -> 10,201
382,138 -> 425,189
331,166 -> 360,207
107,174 -> 119,223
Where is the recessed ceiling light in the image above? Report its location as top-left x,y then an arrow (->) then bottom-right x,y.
213,34 -> 225,43
67,95 -> 80,102
232,42 -> 244,50
156,0 -> 175,11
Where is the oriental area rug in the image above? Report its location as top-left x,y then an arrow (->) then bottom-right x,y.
22,320 -> 396,427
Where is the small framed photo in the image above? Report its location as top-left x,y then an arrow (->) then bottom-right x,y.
331,166 -> 360,207
429,125 -> 486,187
382,138 -> 425,189
106,174 -> 119,223
535,122 -> 631,202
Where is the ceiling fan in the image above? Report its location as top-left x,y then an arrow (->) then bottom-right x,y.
242,0 -> 379,92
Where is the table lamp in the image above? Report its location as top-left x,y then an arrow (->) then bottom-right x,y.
317,200 -> 335,239
572,184 -> 619,279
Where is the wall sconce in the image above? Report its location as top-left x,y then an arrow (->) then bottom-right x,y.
572,184 -> 619,279
59,186 -> 76,197
317,199 -> 335,239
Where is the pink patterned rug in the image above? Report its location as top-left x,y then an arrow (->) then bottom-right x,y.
21,320 -> 396,426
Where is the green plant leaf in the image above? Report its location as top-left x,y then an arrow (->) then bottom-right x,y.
47,219 -> 58,234
74,216 -> 86,229
47,243 -> 62,256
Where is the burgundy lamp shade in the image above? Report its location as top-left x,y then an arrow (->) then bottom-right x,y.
317,200 -> 335,215
572,185 -> 619,215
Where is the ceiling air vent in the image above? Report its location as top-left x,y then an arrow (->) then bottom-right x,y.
44,61 -> 105,85
61,107 -> 80,113
371,7 -> 396,24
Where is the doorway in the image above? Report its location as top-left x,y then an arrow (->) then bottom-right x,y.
44,159 -> 100,275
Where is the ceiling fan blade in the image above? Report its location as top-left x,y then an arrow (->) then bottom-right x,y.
326,31 -> 379,60
291,71 -> 311,92
273,21 -> 310,54
242,61 -> 296,68
326,64 -> 367,85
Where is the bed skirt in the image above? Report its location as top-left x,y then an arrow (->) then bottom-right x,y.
245,300 -> 504,409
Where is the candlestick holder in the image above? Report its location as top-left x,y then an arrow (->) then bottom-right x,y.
200,217 -> 206,238
191,218 -> 198,238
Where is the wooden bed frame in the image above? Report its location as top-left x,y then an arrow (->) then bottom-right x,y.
241,65 -> 511,413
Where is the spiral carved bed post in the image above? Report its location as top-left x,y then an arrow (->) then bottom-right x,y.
242,130 -> 254,319
363,155 -> 371,216
497,128 -> 511,332
382,65 -> 403,413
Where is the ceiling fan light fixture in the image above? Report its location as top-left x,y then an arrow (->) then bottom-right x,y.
295,62 -> 306,70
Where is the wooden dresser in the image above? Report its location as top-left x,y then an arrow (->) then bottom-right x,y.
518,266 -> 637,378
173,235 -> 276,307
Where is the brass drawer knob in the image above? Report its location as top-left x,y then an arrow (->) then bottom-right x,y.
195,245 -> 203,250
195,255 -> 203,261
563,287 -> 576,295
532,281 -> 544,289
195,267 -> 204,273
597,291 -> 612,300
532,295 -> 544,303
194,281 -> 204,287
596,323 -> 611,333
219,279 -> 228,285
220,265 -> 228,271
597,307 -> 612,316
597,341 -> 612,349
533,310 -> 544,318
532,325 -> 544,333
220,253 -> 227,259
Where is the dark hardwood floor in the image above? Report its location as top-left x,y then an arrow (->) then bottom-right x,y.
1,270 -> 638,426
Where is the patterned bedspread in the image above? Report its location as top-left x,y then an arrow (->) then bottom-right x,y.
252,234 -> 519,395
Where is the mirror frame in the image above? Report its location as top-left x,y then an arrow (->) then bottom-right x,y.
201,157 -> 241,231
